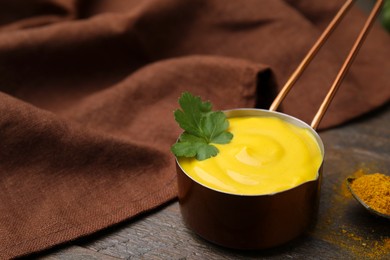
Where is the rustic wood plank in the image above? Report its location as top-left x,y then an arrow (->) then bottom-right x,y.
39,245 -> 120,260
78,204 -> 354,259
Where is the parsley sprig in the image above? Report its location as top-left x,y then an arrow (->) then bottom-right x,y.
171,92 -> 233,161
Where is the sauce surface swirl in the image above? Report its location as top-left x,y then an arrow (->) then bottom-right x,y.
178,116 -> 323,195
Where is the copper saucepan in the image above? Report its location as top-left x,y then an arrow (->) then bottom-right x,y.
176,109 -> 324,249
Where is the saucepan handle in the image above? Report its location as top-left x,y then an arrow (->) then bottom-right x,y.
269,0 -> 384,130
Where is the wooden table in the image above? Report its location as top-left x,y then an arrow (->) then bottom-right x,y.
36,103 -> 390,259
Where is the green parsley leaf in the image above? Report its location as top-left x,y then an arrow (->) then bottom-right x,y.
171,92 -> 233,160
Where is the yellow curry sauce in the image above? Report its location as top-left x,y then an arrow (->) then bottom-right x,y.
178,116 -> 323,195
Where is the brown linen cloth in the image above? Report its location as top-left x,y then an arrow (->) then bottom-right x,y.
0,0 -> 389,258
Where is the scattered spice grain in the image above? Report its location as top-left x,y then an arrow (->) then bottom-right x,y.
313,169 -> 390,259
350,173 -> 390,215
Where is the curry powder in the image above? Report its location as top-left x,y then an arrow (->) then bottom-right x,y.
350,173 -> 390,215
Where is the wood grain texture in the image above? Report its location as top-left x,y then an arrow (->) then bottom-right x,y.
39,245 -> 120,260
35,104 -> 390,259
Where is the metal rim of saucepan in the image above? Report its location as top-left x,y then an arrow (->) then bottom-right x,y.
176,108 -> 325,250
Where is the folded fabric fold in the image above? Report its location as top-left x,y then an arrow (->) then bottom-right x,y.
0,55 -> 274,258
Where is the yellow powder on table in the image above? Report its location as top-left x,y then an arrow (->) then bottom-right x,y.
350,173 -> 390,215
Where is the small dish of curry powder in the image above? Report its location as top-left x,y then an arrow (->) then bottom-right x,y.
349,173 -> 390,217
